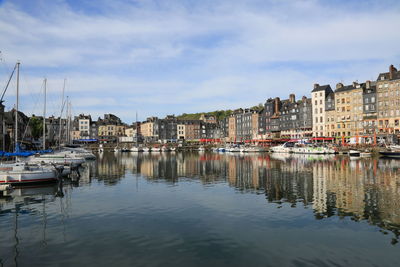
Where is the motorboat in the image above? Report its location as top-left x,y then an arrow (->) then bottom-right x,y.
271,142 -> 294,153
61,148 -> 96,160
152,147 -> 161,152
349,150 -> 361,157
98,144 -> 104,153
170,147 -> 176,152
379,151 -> 400,158
292,144 -> 336,154
121,147 -> 130,152
142,147 -> 150,152
198,146 -> 205,152
379,146 -> 400,158
114,147 -> 120,152
161,146 -> 170,152
245,146 -> 263,153
0,162 -> 57,185
227,146 -> 241,153
60,146 -> 96,159
360,152 -> 372,157
130,146 -> 143,152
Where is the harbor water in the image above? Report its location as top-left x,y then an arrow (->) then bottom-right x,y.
1,152 -> 399,266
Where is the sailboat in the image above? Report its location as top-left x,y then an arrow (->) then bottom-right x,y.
25,78 -> 85,168
0,63 -> 59,185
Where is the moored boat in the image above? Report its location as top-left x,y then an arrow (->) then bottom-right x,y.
228,146 -> 241,153
292,144 -> 336,154
360,151 -> 372,157
271,142 -> 293,153
27,153 -> 85,167
349,150 -> 361,157
379,151 -> 400,158
0,163 -> 57,185
152,147 -> 161,152
161,146 -> 170,152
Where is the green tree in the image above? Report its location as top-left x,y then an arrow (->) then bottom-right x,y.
29,116 -> 43,140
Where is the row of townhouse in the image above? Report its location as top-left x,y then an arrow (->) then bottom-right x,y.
140,114 -> 218,143
311,64 -> 400,143
71,113 -> 127,142
220,94 -> 313,142
215,64 -> 400,144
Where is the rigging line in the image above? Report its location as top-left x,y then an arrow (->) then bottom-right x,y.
21,73 -> 44,114
0,63 -> 17,102
21,79 -> 45,141
0,51 -> 13,83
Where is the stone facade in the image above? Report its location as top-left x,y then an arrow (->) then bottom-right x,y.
376,65 -> 400,135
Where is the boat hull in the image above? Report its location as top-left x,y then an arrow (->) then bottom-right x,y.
0,170 -> 57,185
349,150 -> 361,157
379,151 -> 400,158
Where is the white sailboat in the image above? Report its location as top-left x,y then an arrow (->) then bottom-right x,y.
0,162 -> 56,185
0,63 -> 58,185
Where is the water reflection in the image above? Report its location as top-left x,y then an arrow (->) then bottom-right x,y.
91,152 -> 400,245
1,152 -> 400,266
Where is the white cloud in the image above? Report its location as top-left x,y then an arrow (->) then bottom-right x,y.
0,0 -> 399,122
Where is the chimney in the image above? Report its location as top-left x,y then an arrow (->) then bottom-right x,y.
302,96 -> 307,102
289,94 -> 295,103
274,97 -> 280,114
366,80 -> 371,89
352,81 -> 358,88
389,64 -> 397,80
336,83 -> 344,89
313,83 -> 319,89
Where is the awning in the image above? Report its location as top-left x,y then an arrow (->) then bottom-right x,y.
311,137 -> 334,141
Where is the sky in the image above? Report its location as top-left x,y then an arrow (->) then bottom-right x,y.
0,0 -> 399,123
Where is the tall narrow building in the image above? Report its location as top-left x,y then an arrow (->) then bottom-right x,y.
311,84 -> 333,137
376,65 -> 400,139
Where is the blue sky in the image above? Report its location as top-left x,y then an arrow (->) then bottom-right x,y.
0,0 -> 399,123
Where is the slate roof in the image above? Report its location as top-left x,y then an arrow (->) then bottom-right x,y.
335,84 -> 356,93
311,84 -> 332,93
377,71 -> 400,81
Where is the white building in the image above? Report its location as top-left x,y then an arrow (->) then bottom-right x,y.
77,114 -> 91,139
311,84 -> 333,137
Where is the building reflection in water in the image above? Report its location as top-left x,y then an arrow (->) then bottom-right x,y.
92,152 -> 400,244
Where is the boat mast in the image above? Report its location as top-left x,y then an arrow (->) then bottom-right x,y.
66,96 -> 70,144
43,78 -> 47,150
15,62 -> 20,151
136,111 -> 138,146
58,79 -> 66,148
